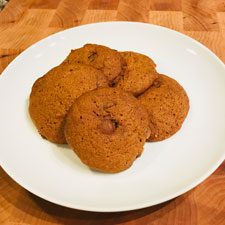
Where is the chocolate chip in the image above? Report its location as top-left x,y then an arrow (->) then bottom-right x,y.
103,115 -> 112,120
103,102 -> 116,110
88,52 -> 97,62
109,74 -> 123,87
98,119 -> 116,135
112,119 -> 119,128
153,80 -> 161,88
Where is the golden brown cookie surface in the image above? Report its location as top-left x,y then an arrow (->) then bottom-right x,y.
64,87 -> 150,173
29,63 -> 108,144
112,51 -> 158,96
64,44 -> 123,82
138,74 -> 189,141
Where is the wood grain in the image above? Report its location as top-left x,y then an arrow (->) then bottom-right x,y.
81,9 -> 117,24
0,0 -> 224,224
117,0 -> 150,22
0,0 -> 34,24
49,0 -> 90,28
149,0 -> 182,11
30,0 -> 62,9
218,12 -> 225,37
16,9 -> 56,27
183,0 -> 219,31
149,11 -> 183,31
216,0 -> 225,12
88,0 -> 119,10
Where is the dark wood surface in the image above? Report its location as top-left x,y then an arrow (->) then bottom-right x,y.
0,1 -> 225,224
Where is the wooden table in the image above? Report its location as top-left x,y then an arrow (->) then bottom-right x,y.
0,1 -> 225,224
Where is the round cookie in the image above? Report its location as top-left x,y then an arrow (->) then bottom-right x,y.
29,63 -> 108,144
64,44 -> 123,82
138,74 -> 189,142
111,51 -> 158,96
64,87 -> 150,173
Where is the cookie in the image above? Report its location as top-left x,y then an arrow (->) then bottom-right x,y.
64,87 -> 150,173
138,74 -> 189,141
64,44 -> 123,82
111,51 -> 158,96
29,63 -> 108,144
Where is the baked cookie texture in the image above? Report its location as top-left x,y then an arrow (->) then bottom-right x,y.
138,74 -> 189,141
28,42 -> 190,173
112,51 -> 158,96
64,44 -> 123,82
64,87 -> 150,173
29,63 -> 108,144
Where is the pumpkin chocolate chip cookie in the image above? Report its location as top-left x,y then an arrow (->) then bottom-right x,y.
64,87 -> 150,173
138,74 -> 189,141
64,44 -> 123,82
111,51 -> 158,96
29,63 -> 108,144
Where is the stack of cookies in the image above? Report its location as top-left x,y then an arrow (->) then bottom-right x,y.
29,44 -> 189,173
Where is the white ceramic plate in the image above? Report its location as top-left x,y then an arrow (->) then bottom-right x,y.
0,22 -> 225,212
